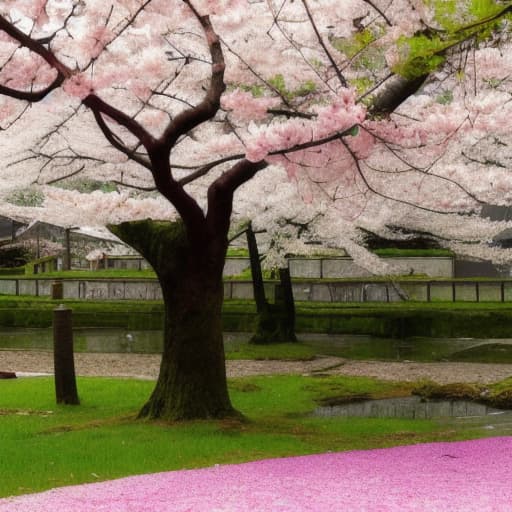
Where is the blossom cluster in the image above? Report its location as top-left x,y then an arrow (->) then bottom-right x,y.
243,89 -> 366,163
0,0 -> 510,268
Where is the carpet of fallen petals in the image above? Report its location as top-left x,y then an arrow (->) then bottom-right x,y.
0,437 -> 510,511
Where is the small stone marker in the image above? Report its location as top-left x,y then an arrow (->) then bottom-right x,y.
51,280 -> 63,300
0,371 -> 16,379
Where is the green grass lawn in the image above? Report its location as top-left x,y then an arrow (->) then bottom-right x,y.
0,375 -> 497,498
25,269 -> 158,279
226,342 -> 317,361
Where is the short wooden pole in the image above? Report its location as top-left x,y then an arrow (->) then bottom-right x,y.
53,305 -> 79,405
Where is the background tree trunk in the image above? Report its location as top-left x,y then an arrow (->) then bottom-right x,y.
244,223 -> 297,344
109,220 -> 238,421
250,267 -> 297,344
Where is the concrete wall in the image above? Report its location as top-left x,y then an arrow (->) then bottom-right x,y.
104,257 -> 153,271
454,259 -> 505,278
290,282 -> 403,302
288,257 -> 454,279
2,277 -> 512,303
223,258 -> 250,276
29,255 -> 454,278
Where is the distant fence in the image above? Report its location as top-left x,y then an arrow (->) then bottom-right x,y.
1,277 -> 512,302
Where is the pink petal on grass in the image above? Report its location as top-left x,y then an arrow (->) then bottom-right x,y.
1,437 -> 511,511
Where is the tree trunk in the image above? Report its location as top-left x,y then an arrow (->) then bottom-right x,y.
243,223 -> 297,345
109,219 -> 238,421
245,222 -> 267,312
250,268 -> 297,345
139,273 -> 236,420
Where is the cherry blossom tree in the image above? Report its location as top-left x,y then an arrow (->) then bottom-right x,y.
0,0 -> 510,420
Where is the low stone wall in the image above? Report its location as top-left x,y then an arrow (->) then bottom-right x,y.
0,278 -> 163,300
288,257 -> 454,278
290,282 -> 403,302
1,277 -> 511,303
28,255 -> 455,278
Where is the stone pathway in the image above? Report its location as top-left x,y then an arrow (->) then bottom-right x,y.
2,350 -> 512,384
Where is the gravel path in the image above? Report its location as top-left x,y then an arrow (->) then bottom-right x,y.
2,349 -> 512,384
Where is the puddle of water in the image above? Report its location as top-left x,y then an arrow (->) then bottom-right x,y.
314,396 -> 511,420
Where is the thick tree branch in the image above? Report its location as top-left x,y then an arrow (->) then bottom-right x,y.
368,74 -> 428,116
178,154 -> 244,185
179,123 -> 365,186
267,108 -> 315,120
84,94 -> 156,150
0,80 -> 64,102
0,15 -> 70,77
160,4 -> 225,148
91,109 -> 153,170
0,15 -> 69,101
148,146 -> 206,237
207,159 -> 268,237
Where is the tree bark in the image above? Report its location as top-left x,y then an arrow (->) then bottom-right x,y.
243,223 -> 297,344
139,272 -> 235,420
245,222 -> 267,313
53,305 -> 80,405
250,268 -> 297,345
109,219 -> 238,421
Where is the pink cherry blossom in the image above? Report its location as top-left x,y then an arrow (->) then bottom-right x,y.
0,438 -> 511,511
0,0 -> 510,270
222,89 -> 279,121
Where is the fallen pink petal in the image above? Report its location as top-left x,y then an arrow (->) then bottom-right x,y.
1,437 -> 511,511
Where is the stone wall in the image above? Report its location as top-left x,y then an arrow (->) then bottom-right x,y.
288,257 -> 454,279
223,258 -> 250,276
2,276 -> 512,303
28,255 -> 454,278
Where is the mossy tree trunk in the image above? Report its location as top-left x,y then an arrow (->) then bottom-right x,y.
245,224 -> 297,345
249,268 -> 297,344
109,219 -> 237,421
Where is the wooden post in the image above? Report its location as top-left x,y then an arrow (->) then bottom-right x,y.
53,305 -> 79,405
